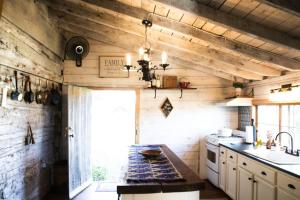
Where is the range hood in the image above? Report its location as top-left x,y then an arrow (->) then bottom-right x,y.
217,97 -> 253,107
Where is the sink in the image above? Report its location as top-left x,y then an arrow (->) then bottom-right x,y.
243,149 -> 300,165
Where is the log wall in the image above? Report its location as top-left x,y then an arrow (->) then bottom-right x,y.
64,39 -> 239,179
0,0 -> 64,199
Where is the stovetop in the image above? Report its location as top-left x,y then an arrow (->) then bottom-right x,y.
205,133 -> 244,146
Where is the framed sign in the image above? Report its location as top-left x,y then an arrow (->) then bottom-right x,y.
99,56 -> 128,78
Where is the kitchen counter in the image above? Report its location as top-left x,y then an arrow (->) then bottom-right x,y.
117,144 -> 205,195
220,143 -> 300,179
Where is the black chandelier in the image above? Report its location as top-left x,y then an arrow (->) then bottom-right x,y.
124,18 -> 169,81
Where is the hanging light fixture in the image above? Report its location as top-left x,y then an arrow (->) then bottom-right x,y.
124,17 -> 169,81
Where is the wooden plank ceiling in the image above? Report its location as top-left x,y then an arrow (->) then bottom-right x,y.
43,0 -> 300,83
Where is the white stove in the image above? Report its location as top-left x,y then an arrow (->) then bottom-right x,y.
205,133 -> 244,146
205,132 -> 244,187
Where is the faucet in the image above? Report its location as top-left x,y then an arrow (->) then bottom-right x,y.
275,132 -> 299,156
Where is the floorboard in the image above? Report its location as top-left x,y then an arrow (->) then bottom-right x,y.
43,180 -> 230,200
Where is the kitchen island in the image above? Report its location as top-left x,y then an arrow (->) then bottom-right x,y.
117,144 -> 205,200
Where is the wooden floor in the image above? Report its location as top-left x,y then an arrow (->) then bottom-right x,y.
43,180 -> 230,200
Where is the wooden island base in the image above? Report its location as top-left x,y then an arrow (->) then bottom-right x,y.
121,191 -> 199,200
117,145 -> 204,200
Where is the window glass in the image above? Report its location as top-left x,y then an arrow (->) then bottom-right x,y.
257,105 -> 279,142
281,105 -> 300,150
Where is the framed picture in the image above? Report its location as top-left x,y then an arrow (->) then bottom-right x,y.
161,98 -> 173,118
99,56 -> 128,78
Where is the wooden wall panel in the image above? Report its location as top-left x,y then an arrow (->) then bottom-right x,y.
248,72 -> 300,99
63,39 -> 234,88
139,89 -> 238,178
64,38 -> 238,179
0,2 -> 63,199
2,0 -> 64,57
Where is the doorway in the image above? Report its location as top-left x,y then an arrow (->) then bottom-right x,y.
90,90 -> 136,186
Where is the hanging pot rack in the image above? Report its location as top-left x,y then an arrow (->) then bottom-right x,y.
0,64 -> 62,84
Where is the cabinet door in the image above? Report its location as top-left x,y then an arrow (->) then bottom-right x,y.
219,157 -> 226,192
278,189 -> 298,200
237,168 -> 253,200
255,176 -> 276,200
226,161 -> 237,200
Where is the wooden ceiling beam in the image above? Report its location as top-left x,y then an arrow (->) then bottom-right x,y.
46,1 -> 281,77
256,0 -> 300,17
150,0 -> 300,49
77,0 -> 300,71
54,14 -> 263,80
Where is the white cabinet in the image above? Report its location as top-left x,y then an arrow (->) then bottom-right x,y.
237,168 -> 253,200
219,157 -> 226,191
221,146 -> 300,200
278,188 -> 298,200
226,161 -> 237,200
255,176 -> 276,200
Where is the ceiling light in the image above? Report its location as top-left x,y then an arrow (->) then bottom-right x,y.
124,17 -> 169,81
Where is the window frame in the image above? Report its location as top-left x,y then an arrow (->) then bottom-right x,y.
253,102 -> 300,147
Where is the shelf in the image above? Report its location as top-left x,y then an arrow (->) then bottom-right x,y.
144,87 -> 197,99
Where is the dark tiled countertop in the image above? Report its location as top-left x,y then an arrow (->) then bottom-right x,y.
117,144 -> 205,194
220,143 -> 300,179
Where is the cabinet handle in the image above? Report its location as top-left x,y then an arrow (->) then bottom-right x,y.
253,180 -> 257,183
221,151 -> 224,154
230,155 -> 233,159
242,162 -> 247,166
222,162 -> 225,164
233,168 -> 236,171
261,171 -> 267,176
248,177 -> 252,181
288,184 -> 296,190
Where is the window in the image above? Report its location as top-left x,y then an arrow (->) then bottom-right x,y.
256,105 -> 300,150
257,105 -> 279,141
281,105 -> 300,149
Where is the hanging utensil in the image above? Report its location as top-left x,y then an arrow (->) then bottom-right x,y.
24,76 -> 30,103
51,83 -> 61,105
18,76 -> 24,102
42,80 -> 51,105
11,71 -> 20,101
36,79 -> 43,104
1,87 -> 8,107
27,77 -> 34,103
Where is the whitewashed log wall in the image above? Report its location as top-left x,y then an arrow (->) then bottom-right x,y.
0,0 -> 64,199
247,72 -> 300,99
139,89 -> 238,179
64,39 -> 239,179
63,39 -> 234,88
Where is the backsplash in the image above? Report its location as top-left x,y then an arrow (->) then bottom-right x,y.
238,106 -> 252,131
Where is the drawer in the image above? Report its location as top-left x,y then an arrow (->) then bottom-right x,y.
253,163 -> 276,184
226,149 -> 237,163
220,146 -> 227,158
278,173 -> 300,198
238,155 -> 254,173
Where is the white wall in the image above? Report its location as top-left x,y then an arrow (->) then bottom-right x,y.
139,89 -> 238,179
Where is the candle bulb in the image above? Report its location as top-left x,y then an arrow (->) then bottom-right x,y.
126,53 -> 131,66
162,52 -> 167,64
138,48 -> 144,60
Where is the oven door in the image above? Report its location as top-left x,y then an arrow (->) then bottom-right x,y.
206,143 -> 219,172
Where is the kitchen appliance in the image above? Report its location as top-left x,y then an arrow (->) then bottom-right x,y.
65,36 -> 90,67
245,126 -> 254,144
219,128 -> 232,137
216,97 -> 253,106
205,132 -> 244,187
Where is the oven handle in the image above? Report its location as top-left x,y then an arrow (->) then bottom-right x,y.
206,143 -> 219,151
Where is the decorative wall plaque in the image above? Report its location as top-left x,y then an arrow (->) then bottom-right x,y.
99,56 -> 128,78
161,98 -> 173,118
